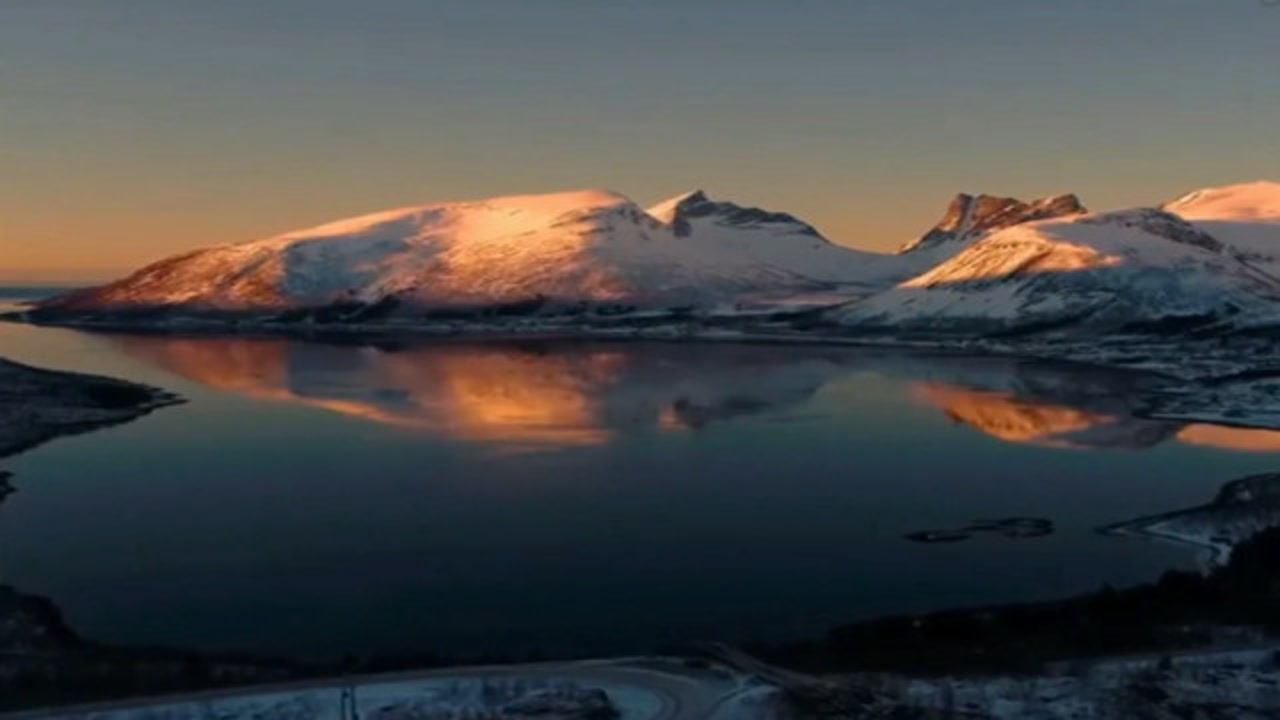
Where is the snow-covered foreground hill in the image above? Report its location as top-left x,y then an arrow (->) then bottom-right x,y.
11,180 -> 1280,380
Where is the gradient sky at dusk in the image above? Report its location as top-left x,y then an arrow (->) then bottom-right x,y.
2,0 -> 1278,282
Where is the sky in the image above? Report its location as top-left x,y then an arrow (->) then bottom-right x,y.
1,0 -> 1278,283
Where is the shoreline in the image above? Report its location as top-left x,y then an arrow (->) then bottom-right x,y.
4,523 -> 1280,714
16,315 -> 1280,443
0,356 -> 184,462
11,307 -> 1280,384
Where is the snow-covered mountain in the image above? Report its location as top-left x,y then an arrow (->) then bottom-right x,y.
646,190 -> 907,288
1164,180 -> 1280,275
15,179 -> 1280,370
898,192 -> 1086,258
26,186 -> 1081,329
834,183 -> 1280,337
33,189 -> 892,323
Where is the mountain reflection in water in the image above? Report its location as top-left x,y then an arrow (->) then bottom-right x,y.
108,336 -> 1280,454
111,337 -> 839,449
915,376 -> 1280,452
12,328 -> 1280,659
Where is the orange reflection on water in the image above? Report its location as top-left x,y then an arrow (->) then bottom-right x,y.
1176,424 -> 1280,453
915,381 -> 1280,453
911,382 -> 1115,448
115,336 -> 1280,455
115,337 -> 625,449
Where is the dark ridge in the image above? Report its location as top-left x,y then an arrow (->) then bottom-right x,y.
902,192 -> 1087,253
1082,208 -> 1224,253
670,192 -> 824,239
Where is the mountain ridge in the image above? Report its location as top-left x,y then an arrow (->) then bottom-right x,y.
12,180 -> 1280,382
834,184 -> 1280,338
898,192 -> 1087,255
38,189 -> 842,317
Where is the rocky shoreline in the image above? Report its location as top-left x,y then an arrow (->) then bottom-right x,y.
762,525 -> 1280,718
0,355 -> 184,508
0,583 -> 302,712
0,356 -> 182,461
0,353 -> 240,707
759,541 -> 1279,676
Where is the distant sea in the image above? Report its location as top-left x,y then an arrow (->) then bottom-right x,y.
0,286 -> 76,301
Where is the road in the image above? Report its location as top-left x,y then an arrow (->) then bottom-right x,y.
0,657 -> 768,720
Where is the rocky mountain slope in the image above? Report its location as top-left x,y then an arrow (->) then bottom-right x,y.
1164,180 -> 1280,274
647,190 -> 910,289
834,183 -> 1280,337
898,191 -> 1086,257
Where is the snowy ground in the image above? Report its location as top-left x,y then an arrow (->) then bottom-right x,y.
788,646 -> 1280,719
1101,473 -> 1280,567
888,646 -> 1280,719
8,659 -> 779,720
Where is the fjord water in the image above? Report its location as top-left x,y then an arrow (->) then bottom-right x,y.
1,300 -> 1278,660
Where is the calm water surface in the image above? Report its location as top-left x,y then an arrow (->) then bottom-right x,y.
1,295 -> 1278,659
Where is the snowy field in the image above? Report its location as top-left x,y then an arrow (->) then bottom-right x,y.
892,646 -> 1280,720
788,646 -> 1280,719
12,659 -> 779,720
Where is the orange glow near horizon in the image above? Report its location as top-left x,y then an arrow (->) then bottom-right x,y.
4,2 -> 1278,284
0,186 -> 931,285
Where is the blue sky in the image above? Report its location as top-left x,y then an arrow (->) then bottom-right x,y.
2,0 -> 1278,280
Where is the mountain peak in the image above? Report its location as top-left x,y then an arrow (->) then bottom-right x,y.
1080,207 -> 1224,253
269,188 -> 636,244
35,185 -> 846,319
646,189 -> 708,225
1163,180 -> 1280,222
646,190 -> 823,239
900,192 -> 1087,254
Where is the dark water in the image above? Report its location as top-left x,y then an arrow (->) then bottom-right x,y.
0,286 -> 80,301
1,298 -> 1278,660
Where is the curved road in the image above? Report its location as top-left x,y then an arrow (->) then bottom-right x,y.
1,658 -> 766,720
